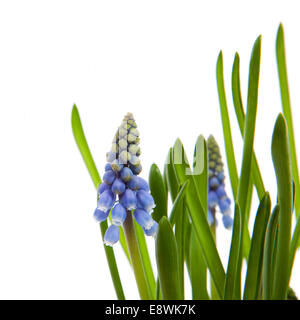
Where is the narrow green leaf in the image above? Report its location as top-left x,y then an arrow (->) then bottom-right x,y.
169,181 -> 189,227
190,228 -> 210,300
276,24 -> 300,218
243,181 -> 253,260
156,217 -> 182,300
224,204 -> 241,300
232,53 -> 265,200
271,114 -> 293,299
71,104 -> 125,300
216,51 -> 239,200
262,205 -> 279,300
133,220 -> 156,299
71,104 -> 100,189
237,35 -> 261,218
244,193 -> 271,300
162,162 -> 169,203
184,221 -> 192,276
289,212 -> 300,279
165,148 -> 180,202
188,135 -> 209,299
193,135 -> 208,212
174,198 -> 186,299
149,163 -> 168,223
235,36 -> 261,297
172,139 -> 225,298
156,278 -> 162,300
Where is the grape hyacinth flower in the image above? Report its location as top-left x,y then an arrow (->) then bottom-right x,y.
94,113 -> 157,246
207,135 -> 233,229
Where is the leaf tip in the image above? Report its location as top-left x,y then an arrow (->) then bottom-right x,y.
271,113 -> 287,155
217,50 -> 223,67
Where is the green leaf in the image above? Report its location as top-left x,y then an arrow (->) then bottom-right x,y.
156,217 -> 182,300
184,221 -> 192,276
243,193 -> 271,300
190,228 -> 210,300
149,163 -> 168,223
271,114 -> 293,299
216,51 -> 239,200
262,205 -> 279,300
224,204 -> 241,300
172,139 -> 225,298
188,135 -> 209,300
276,24 -> 300,218
235,36 -> 261,296
155,278 -> 162,300
289,213 -> 300,278
232,53 -> 265,201
133,220 -> 156,299
174,198 -> 186,299
71,104 -> 125,300
243,182 -> 253,260
71,104 -> 100,189
169,181 -> 189,227
193,135 -> 208,212
164,148 -> 180,202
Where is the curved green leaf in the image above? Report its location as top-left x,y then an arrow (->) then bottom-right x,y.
190,228 -> 210,300
165,148 -> 180,202
224,204 -> 241,300
232,53 -> 265,200
244,193 -> 271,300
193,135 -> 208,212
172,139 -> 225,298
271,114 -> 293,299
169,181 -> 189,227
149,163 -> 168,223
71,104 -> 125,300
289,212 -> 300,278
262,205 -> 279,300
276,24 -> 300,218
216,51 -> 239,200
235,36 -> 261,297
156,217 -> 182,300
174,198 -> 186,299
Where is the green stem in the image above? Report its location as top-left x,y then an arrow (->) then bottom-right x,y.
123,212 -> 151,300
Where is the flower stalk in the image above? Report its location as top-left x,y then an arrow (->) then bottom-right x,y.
123,212 -> 152,299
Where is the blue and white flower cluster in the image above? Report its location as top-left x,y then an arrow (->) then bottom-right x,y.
94,113 -> 158,246
207,135 -> 233,229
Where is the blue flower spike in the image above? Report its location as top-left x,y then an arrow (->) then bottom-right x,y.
207,135 -> 233,229
93,112 -> 156,246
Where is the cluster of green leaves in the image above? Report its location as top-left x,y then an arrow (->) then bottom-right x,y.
71,24 -> 300,300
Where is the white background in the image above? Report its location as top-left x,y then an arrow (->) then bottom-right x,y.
0,0 -> 300,299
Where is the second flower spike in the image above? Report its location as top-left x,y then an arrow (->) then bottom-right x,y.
207,135 -> 233,229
